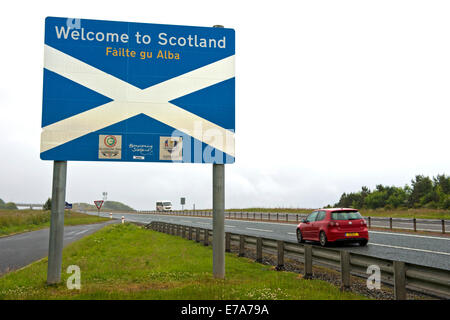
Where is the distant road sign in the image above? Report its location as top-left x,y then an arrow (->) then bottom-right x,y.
94,200 -> 104,210
41,17 -> 235,164
180,197 -> 186,205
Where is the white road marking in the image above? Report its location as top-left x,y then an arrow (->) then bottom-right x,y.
369,243 -> 450,256
246,227 -> 273,233
287,232 -> 296,235
75,230 -> 89,236
225,225 -> 236,228
370,230 -> 450,241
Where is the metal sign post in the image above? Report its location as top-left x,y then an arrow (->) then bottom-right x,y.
47,160 -> 67,284
212,24 -> 226,280
212,163 -> 225,278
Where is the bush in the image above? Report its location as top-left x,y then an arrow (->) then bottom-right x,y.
43,198 -> 51,211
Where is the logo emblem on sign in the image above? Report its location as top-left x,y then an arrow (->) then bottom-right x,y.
99,135 -> 122,159
104,135 -> 117,148
159,137 -> 182,161
164,139 -> 179,153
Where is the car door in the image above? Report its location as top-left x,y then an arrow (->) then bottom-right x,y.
303,211 -> 318,239
311,210 -> 326,241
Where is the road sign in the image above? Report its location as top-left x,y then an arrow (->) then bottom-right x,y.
41,17 -> 235,164
180,197 -> 185,205
94,200 -> 104,210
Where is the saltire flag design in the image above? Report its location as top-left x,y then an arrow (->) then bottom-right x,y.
41,17 -> 235,164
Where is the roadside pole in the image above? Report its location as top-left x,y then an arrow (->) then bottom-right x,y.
47,160 -> 67,284
212,163 -> 225,279
211,24 -> 226,280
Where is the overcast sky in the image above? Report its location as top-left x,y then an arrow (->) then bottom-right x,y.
0,1 -> 449,210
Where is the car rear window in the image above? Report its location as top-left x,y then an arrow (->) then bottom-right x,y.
331,211 -> 363,220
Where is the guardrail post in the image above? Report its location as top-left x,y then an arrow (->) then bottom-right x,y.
286,213 -> 288,222
340,251 -> 351,290
368,216 -> 371,228
413,218 -> 417,232
239,235 -> 245,257
225,232 -> 231,252
247,212 -> 249,219
276,241 -> 284,270
253,212 -> 255,220
442,220 -> 445,234
390,217 -> 393,230
296,214 -> 298,222
394,261 -> 407,300
256,237 -> 262,263
196,227 -> 200,242
276,213 -> 279,221
188,226 -> 193,240
203,229 -> 209,246
304,245 -> 313,279
268,213 -> 271,220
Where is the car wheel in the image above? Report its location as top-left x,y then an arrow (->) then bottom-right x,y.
319,231 -> 328,247
296,229 -> 304,243
359,240 -> 368,247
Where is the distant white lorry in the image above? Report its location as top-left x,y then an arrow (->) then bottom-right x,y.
156,201 -> 172,212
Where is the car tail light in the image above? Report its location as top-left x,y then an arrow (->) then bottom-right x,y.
329,221 -> 339,227
361,220 -> 367,226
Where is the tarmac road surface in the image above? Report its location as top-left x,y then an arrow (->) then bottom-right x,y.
0,220 -> 117,276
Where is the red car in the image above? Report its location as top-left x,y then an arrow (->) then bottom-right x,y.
296,208 -> 369,246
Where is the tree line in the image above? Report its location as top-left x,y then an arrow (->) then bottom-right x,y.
331,174 -> 450,210
0,198 -> 18,210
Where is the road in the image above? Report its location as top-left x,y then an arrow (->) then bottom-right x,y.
0,221 -> 116,276
93,212 -> 450,271
137,211 -> 449,233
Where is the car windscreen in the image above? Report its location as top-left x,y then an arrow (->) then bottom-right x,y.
163,202 -> 171,206
331,211 -> 363,220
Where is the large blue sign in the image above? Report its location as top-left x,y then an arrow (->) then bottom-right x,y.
41,17 -> 235,164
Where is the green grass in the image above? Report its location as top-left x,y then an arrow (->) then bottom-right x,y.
0,210 -> 109,237
227,208 -> 312,214
0,223 -> 366,300
358,208 -> 450,220
226,208 -> 450,220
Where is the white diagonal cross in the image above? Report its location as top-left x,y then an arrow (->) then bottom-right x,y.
41,45 -> 235,157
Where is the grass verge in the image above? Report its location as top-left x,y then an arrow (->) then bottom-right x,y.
0,223 -> 366,300
227,208 -> 450,220
0,210 -> 109,237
